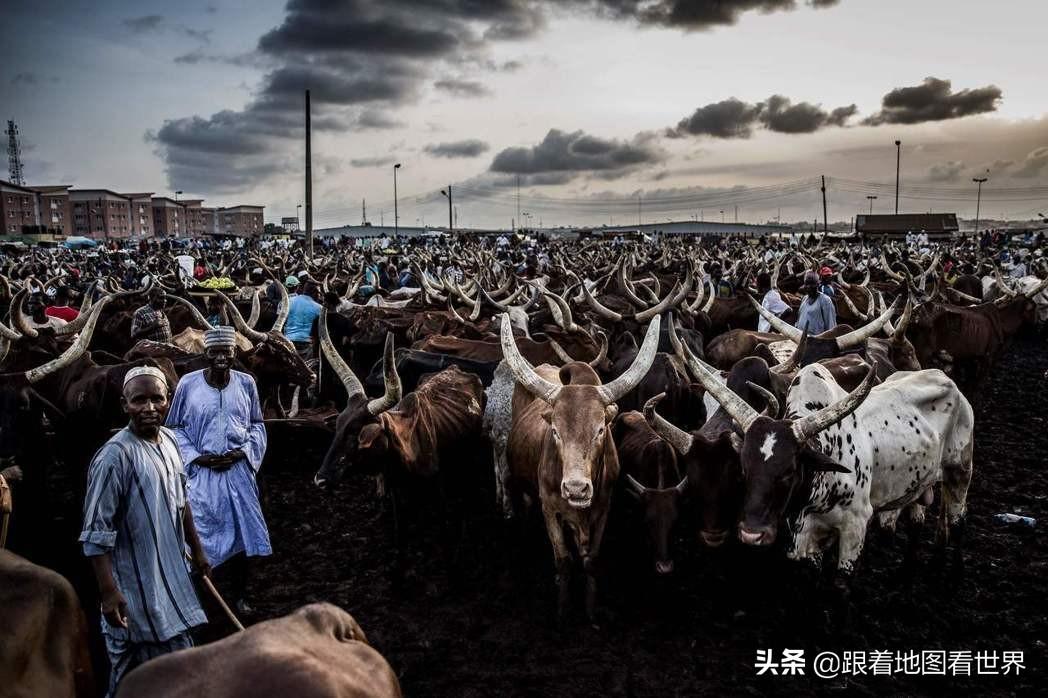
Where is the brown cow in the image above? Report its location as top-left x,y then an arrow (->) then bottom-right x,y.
502,315 -> 660,621
0,550 -> 94,698
413,332 -> 600,367
116,603 -> 400,698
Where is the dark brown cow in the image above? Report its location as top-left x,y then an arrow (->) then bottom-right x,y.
116,603 -> 400,698
0,550 -> 94,698
413,331 -> 599,367
502,315 -> 660,621
612,411 -> 686,574
907,282 -> 1047,390
645,344 -> 778,548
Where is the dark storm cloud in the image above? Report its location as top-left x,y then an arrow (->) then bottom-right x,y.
863,77 -> 1002,125
350,156 -> 396,168
425,139 -> 491,158
668,95 -> 856,138
123,15 -> 165,31
151,0 -> 840,192
355,110 -> 405,130
489,129 -> 664,183
565,0 -> 839,30
434,79 -> 492,98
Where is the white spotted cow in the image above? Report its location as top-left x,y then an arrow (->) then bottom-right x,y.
685,357 -> 974,584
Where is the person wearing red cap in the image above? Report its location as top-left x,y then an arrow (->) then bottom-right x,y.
818,266 -> 836,297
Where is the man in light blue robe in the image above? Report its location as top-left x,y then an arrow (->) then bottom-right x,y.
166,326 -> 271,614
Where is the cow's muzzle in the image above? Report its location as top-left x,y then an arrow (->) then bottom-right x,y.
561,478 -> 593,508
738,524 -> 777,546
700,529 -> 728,547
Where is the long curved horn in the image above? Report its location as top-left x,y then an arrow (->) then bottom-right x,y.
643,393 -> 694,455
747,294 -> 802,343
791,366 -> 876,443
272,280 -> 291,332
541,289 -> 579,333
701,280 -> 716,312
11,288 -> 39,340
635,281 -> 682,323
549,329 -> 608,369
746,381 -> 780,418
880,252 -> 904,281
673,322 -> 761,433
499,313 -> 561,403
597,315 -> 661,405
215,290 -> 268,344
582,281 -> 623,322
25,297 -> 109,384
167,295 -> 215,331
769,327 -> 808,375
891,298 -> 913,346
838,289 -> 867,322
835,296 -> 901,350
447,295 -> 466,323
625,473 -> 647,495
367,332 -> 402,415
319,307 -> 365,399
246,288 -> 262,327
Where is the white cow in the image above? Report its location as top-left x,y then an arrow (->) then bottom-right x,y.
784,365 -> 974,574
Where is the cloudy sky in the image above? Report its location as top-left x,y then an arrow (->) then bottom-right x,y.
4,0 -> 1048,229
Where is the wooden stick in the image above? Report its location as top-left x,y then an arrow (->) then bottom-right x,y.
201,575 -> 245,632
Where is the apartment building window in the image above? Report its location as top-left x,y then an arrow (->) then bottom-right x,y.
51,201 -> 58,209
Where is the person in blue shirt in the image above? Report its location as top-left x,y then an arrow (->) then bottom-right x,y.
283,278 -> 322,358
796,271 -> 837,335
818,266 -> 836,297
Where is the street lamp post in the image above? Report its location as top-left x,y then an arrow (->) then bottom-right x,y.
296,203 -> 302,232
973,174 -> 988,235
393,163 -> 401,237
894,140 -> 901,214
720,210 -> 725,223
440,186 -> 453,232
866,195 -> 878,214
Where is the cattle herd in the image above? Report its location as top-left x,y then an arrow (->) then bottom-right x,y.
1,232 -> 1046,696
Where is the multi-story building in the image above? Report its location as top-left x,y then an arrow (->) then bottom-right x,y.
201,207 -> 217,236
70,189 -> 133,239
30,185 -> 73,236
122,192 -> 155,237
2,179 -> 41,235
218,205 -> 264,237
182,199 -> 206,237
151,197 -> 186,237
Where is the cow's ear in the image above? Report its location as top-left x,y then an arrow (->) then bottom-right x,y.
358,423 -> 387,451
729,432 -> 743,453
604,404 -> 618,422
800,446 -> 850,474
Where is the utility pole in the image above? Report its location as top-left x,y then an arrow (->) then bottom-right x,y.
393,163 -> 401,236
734,205 -> 738,223
441,185 -> 453,231
894,139 -> 901,215
362,199 -> 366,226
516,175 -> 520,232
304,89 -> 313,257
973,173 -> 988,234
638,194 -> 642,226
821,175 -> 828,233
866,195 -> 877,214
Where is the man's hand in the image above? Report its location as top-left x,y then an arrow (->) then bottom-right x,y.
190,548 -> 212,579
193,454 -> 235,471
222,449 -> 246,463
101,587 -> 129,628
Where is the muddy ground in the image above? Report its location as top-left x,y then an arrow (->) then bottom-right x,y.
12,334 -> 1048,696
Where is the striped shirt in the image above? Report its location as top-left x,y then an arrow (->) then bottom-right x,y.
131,304 -> 173,343
80,427 -> 206,643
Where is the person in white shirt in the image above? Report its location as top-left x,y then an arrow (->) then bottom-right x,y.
756,273 -> 789,333
26,292 -> 68,331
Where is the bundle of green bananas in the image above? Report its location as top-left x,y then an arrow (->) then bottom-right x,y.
198,276 -> 237,290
